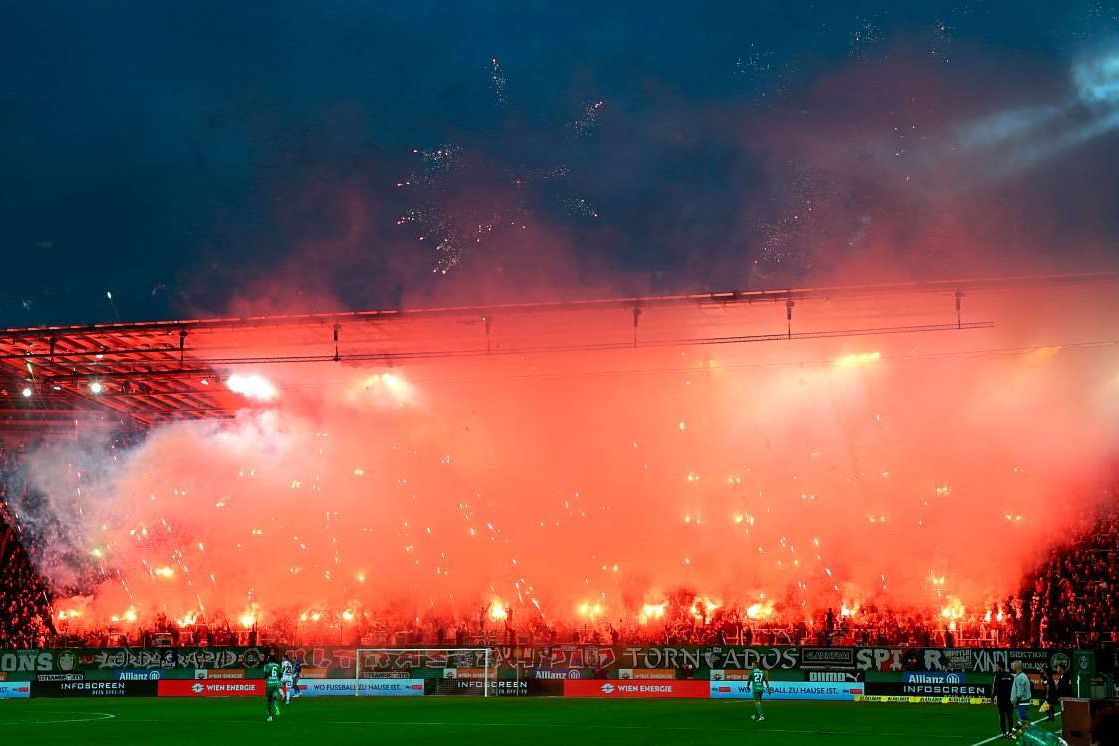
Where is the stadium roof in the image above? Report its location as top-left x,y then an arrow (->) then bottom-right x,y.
1,272 -> 1116,434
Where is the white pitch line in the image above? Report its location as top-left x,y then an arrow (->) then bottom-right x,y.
967,710 -> 1062,746
969,735 -> 1006,746
330,720 -> 973,739
1,712 -> 116,725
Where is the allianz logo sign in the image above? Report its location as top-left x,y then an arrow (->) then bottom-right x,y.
534,669 -> 583,680
118,670 -> 161,681
904,672 -> 962,685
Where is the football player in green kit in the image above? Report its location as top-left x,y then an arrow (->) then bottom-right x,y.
750,665 -> 772,721
263,654 -> 283,722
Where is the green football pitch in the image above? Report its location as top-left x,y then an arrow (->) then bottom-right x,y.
0,698 -> 1064,745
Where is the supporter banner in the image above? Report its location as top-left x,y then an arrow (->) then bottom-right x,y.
0,647 -> 267,673
865,680 -> 991,698
158,680 -> 264,697
300,679 -> 425,697
618,668 -> 675,680
0,651 -> 58,674
710,680 -> 863,701
0,681 -> 31,699
529,646 -> 1087,675
1073,649 -> 1096,676
564,680 -> 709,699
340,645 -> 803,674
614,647 -> 800,672
853,647 -> 1080,674
299,667 -> 330,679
1,645 -> 1093,679
289,644 -> 1089,677
33,680 -> 158,698
801,647 -> 856,671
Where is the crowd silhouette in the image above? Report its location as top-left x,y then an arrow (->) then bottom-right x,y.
2,441 -> 1116,650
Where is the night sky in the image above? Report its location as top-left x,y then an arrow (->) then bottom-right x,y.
3,1 -> 1119,326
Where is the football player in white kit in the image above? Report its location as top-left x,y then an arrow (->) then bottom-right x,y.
281,653 -> 296,703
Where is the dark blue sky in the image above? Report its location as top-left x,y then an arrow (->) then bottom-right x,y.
3,1 -> 1119,325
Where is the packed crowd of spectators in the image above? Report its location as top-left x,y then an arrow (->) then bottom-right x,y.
0,443 -> 55,647
1009,510 -> 1119,648
2,438 -> 1117,650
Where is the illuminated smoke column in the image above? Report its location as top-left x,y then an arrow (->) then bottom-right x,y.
20,281 -> 1119,630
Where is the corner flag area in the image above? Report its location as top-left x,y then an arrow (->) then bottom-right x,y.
0,698 -> 1067,745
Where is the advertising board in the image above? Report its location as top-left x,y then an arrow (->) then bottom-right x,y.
115,670 -> 163,682
856,694 -> 990,705
440,679 -> 534,696
617,668 -> 675,680
193,669 -> 246,680
33,680 -> 158,698
709,680 -> 863,701
0,681 -> 31,699
563,680 -> 709,698
866,680 -> 991,698
157,680 -> 264,697
300,679 -> 425,697
533,668 -> 586,680
35,673 -> 85,682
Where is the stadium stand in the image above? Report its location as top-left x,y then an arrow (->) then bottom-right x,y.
0,443 -> 54,648
1,438 -> 1116,652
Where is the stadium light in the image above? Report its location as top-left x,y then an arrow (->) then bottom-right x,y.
89,381 -> 104,395
21,386 -> 32,398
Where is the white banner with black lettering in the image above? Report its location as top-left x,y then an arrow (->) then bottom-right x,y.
710,680 -> 863,701
301,678 -> 425,697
